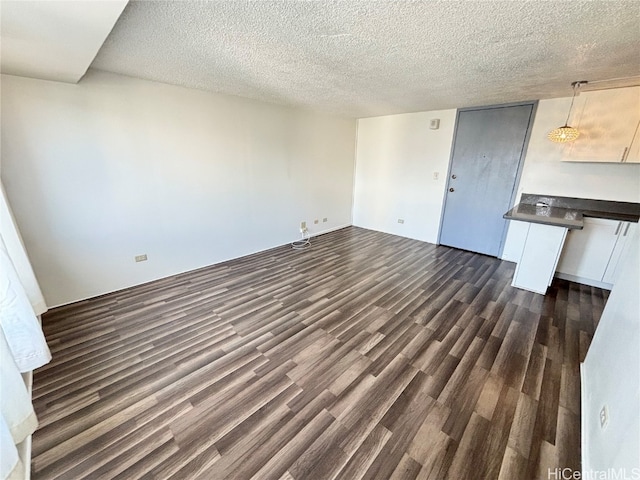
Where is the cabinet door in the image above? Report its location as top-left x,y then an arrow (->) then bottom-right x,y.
626,121 -> 640,163
556,218 -> 620,280
603,222 -> 638,283
512,223 -> 567,294
563,86 -> 640,163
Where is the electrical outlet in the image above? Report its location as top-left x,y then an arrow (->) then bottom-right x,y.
398,219 -> 405,224
433,172 -> 439,180
323,218 -> 328,223
300,221 -> 306,229
135,254 -> 148,263
314,219 -> 319,224
599,405 -> 609,429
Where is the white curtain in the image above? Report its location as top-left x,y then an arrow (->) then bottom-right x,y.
0,184 -> 51,480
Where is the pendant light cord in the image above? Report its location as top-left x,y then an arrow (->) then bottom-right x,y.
565,82 -> 579,126
565,81 -> 587,126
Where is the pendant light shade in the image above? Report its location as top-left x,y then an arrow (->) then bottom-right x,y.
547,125 -> 580,143
548,81 -> 587,143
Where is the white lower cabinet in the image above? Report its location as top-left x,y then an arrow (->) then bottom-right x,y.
556,217 -> 637,288
512,223 -> 568,294
602,221 -> 637,284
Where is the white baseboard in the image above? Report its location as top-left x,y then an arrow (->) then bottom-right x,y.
554,272 -> 613,290
305,223 -> 351,239
580,362 -> 589,474
49,224 -> 355,309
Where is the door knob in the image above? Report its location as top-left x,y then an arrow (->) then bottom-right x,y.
451,174 -> 457,179
449,188 -> 455,192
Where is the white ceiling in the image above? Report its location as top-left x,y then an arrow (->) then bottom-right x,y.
2,1 -> 638,118
90,0 -> 640,117
0,0 -> 127,83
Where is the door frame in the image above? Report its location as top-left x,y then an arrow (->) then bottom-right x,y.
436,100 -> 538,258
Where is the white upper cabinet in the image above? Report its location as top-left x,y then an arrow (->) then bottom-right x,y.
562,86 -> 640,163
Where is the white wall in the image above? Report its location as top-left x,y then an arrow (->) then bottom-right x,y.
501,96 -> 640,261
0,0 -> 127,83
0,70 -> 356,307
352,94 -> 639,260
581,228 -> 639,475
352,110 -> 456,243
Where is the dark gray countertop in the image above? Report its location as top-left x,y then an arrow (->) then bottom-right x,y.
503,194 -> 640,229
504,203 -> 584,229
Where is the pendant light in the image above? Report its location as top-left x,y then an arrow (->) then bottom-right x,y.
548,81 -> 588,143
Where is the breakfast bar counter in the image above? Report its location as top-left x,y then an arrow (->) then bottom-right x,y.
503,194 -> 640,294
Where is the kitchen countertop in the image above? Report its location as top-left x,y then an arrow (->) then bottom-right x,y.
503,203 -> 584,229
503,193 -> 640,229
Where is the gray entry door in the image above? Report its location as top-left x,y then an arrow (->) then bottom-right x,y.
439,104 -> 534,257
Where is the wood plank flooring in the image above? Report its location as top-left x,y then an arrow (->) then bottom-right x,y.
31,226 -> 608,479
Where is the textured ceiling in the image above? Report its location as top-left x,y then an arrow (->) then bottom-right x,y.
91,0 -> 640,118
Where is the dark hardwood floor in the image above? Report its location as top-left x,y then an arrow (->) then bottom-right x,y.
31,226 -> 607,479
